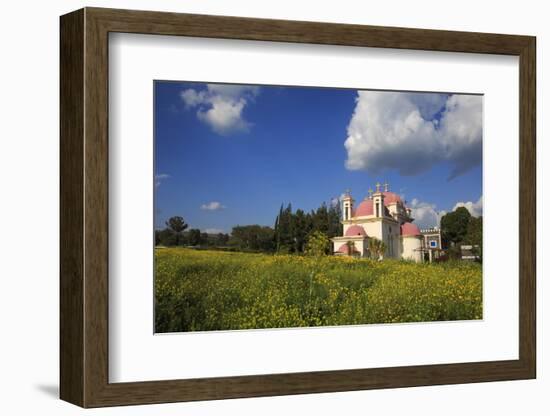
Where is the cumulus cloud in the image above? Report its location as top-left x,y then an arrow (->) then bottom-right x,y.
181,84 -> 260,135
408,195 -> 482,228
409,198 -> 446,229
344,91 -> 482,180
453,196 -> 483,217
200,201 -> 226,211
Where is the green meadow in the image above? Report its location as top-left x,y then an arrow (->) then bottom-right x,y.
155,248 -> 482,333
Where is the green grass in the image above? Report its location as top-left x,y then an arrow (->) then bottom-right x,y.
155,248 -> 482,332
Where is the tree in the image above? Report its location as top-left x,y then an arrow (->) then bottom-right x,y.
165,216 -> 188,233
230,225 -> 275,252
274,204 -> 294,253
311,203 -> 330,235
157,228 -> 177,246
215,233 -> 230,246
271,198 -> 347,254
440,207 -> 471,247
293,209 -> 310,253
274,204 -> 282,251
177,232 -> 188,246
305,231 -> 330,256
327,202 -> 343,238
368,237 -> 386,260
187,229 -> 202,246
464,216 -> 483,261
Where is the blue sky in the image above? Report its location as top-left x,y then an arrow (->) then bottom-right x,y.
154,81 -> 483,233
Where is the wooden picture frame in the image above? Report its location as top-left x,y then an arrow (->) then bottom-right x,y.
60,7 -> 536,408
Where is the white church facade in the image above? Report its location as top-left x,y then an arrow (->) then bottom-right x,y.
331,183 -> 442,263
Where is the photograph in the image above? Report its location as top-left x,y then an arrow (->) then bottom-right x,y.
153,81 -> 483,333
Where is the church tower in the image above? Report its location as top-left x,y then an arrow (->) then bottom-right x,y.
342,190 -> 354,221
372,182 -> 385,218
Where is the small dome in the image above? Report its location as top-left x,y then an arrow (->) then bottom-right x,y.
354,199 -> 374,216
401,222 -> 421,237
337,244 -> 359,254
382,191 -> 403,205
345,225 -> 367,237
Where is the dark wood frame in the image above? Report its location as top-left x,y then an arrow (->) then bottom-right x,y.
60,7 -> 536,408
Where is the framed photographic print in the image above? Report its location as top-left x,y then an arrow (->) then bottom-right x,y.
60,7 -> 536,408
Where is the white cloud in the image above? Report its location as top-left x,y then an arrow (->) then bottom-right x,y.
154,173 -> 170,187
203,228 -> 225,234
200,201 -> 226,211
180,84 -> 260,135
409,198 -> 446,229
344,91 -> 482,180
453,196 -> 483,217
180,89 -> 206,108
407,195 -> 482,228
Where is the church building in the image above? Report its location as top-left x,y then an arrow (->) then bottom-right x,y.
331,183 -> 442,262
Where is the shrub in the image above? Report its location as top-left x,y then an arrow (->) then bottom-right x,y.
304,231 -> 330,256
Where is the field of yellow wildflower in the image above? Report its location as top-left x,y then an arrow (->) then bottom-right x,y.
155,248 -> 482,332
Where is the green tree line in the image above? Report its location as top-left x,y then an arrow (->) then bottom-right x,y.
155,200 -> 342,254
273,202 -> 342,253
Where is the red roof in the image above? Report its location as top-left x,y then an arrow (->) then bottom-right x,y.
354,199 -> 374,216
337,244 -> 360,254
382,191 -> 403,205
353,192 -> 404,218
345,225 -> 367,237
401,222 -> 421,237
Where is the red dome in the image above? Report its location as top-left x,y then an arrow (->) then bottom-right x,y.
401,222 -> 421,237
345,225 -> 367,237
353,192 -> 403,217
354,199 -> 374,216
382,191 -> 403,205
337,244 -> 359,254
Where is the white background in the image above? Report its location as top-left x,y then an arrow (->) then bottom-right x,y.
0,0 -> 546,414
110,34 -> 518,382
